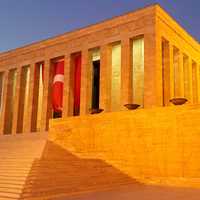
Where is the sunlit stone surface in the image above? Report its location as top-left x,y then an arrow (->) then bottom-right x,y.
0,3 -> 199,199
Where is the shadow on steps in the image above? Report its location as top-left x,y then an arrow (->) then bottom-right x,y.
20,141 -> 141,199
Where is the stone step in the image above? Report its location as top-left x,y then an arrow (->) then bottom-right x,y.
0,173 -> 29,178
0,160 -> 33,164
0,191 -> 21,199
0,176 -> 27,182
0,187 -> 22,194
0,179 -> 25,185
0,133 -> 48,199
0,133 -> 135,200
0,183 -> 24,189
0,167 -> 33,173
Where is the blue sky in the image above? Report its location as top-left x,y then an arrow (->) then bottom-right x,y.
0,0 -> 199,52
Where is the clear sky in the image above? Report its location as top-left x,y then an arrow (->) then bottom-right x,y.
0,0 -> 199,53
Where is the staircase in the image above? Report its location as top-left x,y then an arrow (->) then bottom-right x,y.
0,133 -> 47,200
0,133 -> 138,200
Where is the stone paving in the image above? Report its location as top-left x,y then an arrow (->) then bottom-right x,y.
66,184 -> 200,200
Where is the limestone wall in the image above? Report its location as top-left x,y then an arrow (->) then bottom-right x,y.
49,105 -> 200,188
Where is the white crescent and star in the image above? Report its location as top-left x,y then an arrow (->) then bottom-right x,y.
53,74 -> 64,84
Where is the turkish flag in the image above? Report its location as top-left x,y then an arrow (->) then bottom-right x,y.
52,61 -> 64,112
74,55 -> 81,115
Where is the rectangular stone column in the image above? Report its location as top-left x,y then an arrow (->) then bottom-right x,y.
41,59 -> 52,131
31,63 -> 40,132
12,67 -> 22,134
192,62 -> 198,104
63,54 -> 71,118
100,44 -> 112,112
156,35 -> 163,107
188,57 -> 193,103
178,52 -> 184,97
121,38 -> 132,109
162,40 -> 171,106
169,43 -> 174,101
197,64 -> 200,103
23,63 -> 35,133
80,49 -> 92,115
0,71 -> 8,135
3,69 -> 18,135
144,33 -> 160,107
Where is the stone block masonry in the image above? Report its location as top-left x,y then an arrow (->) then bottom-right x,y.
49,105 -> 200,188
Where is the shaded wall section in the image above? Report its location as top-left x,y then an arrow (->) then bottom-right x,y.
50,105 -> 200,188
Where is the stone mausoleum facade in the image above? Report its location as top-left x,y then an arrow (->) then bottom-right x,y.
0,4 -> 200,135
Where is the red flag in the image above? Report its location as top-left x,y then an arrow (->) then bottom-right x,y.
74,55 -> 81,115
52,61 -> 64,112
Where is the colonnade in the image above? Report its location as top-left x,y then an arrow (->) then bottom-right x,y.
0,36 -> 146,134
162,39 -> 200,106
2,34 -> 199,135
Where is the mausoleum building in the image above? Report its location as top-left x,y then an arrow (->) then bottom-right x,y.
0,4 -> 200,135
